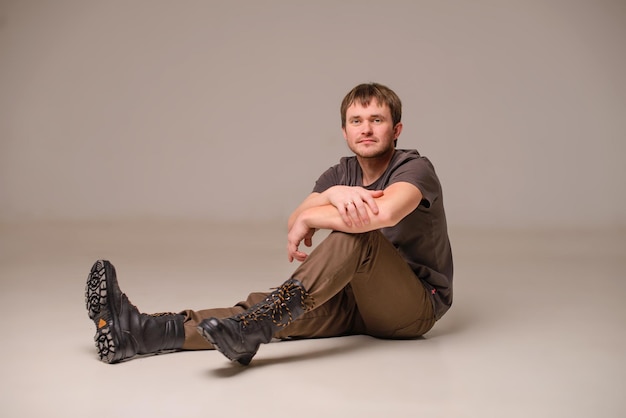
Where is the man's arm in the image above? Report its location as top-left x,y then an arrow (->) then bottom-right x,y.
288,186 -> 384,231
287,181 -> 423,262
287,192 -> 329,231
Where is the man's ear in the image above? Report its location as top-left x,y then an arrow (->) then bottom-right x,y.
393,122 -> 403,139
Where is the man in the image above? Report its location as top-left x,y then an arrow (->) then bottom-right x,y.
85,82 -> 453,365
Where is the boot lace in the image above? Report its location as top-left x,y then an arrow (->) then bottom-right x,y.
237,280 -> 313,328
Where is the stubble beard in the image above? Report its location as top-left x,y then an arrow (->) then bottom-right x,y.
350,140 -> 395,160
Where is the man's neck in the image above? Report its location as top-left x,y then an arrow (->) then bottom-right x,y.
357,150 -> 395,187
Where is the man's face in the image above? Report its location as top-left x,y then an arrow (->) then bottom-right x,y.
342,99 -> 402,159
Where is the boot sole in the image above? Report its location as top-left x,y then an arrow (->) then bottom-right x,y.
197,320 -> 253,366
85,260 -> 121,363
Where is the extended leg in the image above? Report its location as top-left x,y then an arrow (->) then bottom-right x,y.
182,285 -> 364,349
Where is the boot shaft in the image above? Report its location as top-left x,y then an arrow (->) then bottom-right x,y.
197,278 -> 311,365
134,311 -> 186,354
236,278 -> 310,332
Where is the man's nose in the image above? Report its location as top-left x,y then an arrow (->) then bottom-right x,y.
361,121 -> 373,134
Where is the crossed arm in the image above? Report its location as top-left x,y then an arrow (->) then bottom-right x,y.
287,181 -> 423,262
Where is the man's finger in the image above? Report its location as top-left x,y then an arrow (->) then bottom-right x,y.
363,194 -> 380,214
346,202 -> 362,227
340,205 -> 352,226
353,201 -> 370,225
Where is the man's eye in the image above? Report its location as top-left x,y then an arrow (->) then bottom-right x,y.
373,118 -> 382,123
351,120 -> 361,125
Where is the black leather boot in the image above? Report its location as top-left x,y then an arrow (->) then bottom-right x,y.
197,278 -> 309,365
85,260 -> 185,363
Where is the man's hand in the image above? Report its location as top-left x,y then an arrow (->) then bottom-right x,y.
323,186 -> 383,227
287,218 -> 316,263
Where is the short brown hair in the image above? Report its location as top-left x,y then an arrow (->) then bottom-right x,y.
340,83 -> 402,128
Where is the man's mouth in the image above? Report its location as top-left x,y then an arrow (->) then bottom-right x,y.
358,138 -> 376,144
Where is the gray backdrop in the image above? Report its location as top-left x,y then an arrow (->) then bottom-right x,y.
1,0 -> 625,229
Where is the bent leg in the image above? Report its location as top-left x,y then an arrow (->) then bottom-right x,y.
289,231 -> 435,339
185,230 -> 434,349
275,284 -> 365,340
350,232 -> 435,338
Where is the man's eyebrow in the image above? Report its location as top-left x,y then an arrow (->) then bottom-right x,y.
350,113 -> 385,118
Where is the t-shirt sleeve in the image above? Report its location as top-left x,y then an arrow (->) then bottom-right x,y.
312,165 -> 342,193
389,157 -> 441,209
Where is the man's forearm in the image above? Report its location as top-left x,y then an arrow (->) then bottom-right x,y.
288,192 -> 328,231
289,182 -> 420,233
298,203 -> 392,234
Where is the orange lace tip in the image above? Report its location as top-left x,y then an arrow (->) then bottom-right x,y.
98,318 -> 107,329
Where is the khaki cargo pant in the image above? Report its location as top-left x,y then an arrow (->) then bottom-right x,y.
181,230 -> 435,350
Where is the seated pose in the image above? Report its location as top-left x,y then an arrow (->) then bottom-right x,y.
85,82 -> 453,366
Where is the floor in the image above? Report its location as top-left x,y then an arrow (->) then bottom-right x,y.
0,221 -> 624,418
